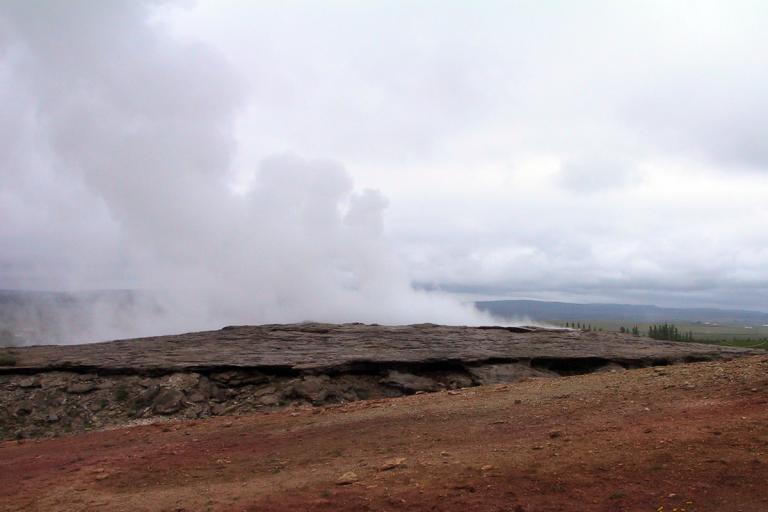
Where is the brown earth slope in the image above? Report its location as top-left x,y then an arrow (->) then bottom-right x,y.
1,354 -> 767,512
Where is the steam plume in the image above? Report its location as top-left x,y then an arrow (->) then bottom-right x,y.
0,1 -> 486,344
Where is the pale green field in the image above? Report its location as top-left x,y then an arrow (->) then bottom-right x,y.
547,320 -> 768,350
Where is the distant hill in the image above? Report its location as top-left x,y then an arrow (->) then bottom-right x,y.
475,299 -> 768,325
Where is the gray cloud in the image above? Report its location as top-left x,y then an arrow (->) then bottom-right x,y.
558,159 -> 640,193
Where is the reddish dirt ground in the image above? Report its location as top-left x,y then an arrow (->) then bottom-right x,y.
1,355 -> 767,512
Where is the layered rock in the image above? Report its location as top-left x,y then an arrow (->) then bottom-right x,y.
0,323 -> 761,440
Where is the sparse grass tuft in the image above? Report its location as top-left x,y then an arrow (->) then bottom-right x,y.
113,384 -> 130,402
0,351 -> 17,366
609,491 -> 626,500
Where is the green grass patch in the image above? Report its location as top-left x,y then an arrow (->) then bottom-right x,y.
550,319 -> 768,349
0,351 -> 17,366
113,384 -> 130,402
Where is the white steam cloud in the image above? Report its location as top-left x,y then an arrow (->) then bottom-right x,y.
0,1 -> 486,344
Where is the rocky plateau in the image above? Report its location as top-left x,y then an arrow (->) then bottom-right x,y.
0,323 -> 761,440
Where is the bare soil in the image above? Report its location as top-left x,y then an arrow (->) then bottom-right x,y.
2,354 -> 767,512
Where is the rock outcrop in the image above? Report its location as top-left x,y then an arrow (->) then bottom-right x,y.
0,323 -> 761,440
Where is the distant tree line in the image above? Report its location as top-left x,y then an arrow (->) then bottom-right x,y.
565,322 -> 697,341
647,323 -> 695,342
619,323 -> 694,341
618,325 -> 641,336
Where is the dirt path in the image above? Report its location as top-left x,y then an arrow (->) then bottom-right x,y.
1,355 -> 767,512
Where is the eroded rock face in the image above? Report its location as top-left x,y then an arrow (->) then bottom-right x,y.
0,323 -> 761,440
3,323 -> 759,373
468,363 -> 555,385
380,371 -> 439,392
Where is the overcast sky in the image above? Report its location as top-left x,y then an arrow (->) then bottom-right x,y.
2,0 -> 768,338
161,0 -> 768,309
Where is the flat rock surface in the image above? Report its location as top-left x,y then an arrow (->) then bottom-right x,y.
1,323 -> 761,373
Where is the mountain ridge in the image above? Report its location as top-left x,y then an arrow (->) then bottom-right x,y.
475,299 -> 768,324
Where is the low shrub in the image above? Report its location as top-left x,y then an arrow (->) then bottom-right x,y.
0,351 -> 17,366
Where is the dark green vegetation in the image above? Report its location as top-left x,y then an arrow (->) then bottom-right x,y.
0,350 -> 17,366
647,323 -> 695,342
563,320 -> 768,349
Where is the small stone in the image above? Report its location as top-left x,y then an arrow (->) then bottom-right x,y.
259,394 -> 280,406
18,378 -> 40,389
67,382 -> 96,394
46,413 -> 60,423
548,430 -> 562,439
188,392 -> 206,402
336,471 -> 359,485
379,458 -> 406,471
481,464 -> 494,471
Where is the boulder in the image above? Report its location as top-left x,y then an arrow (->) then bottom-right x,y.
187,391 -> 206,403
152,388 -> 186,415
18,377 -> 40,389
291,376 -> 332,403
136,385 -> 161,407
336,471 -> 359,485
196,377 -> 227,401
66,382 -> 96,394
163,372 -> 201,391
258,394 -> 280,406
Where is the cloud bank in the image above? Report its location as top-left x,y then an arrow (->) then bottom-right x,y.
159,0 -> 768,311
